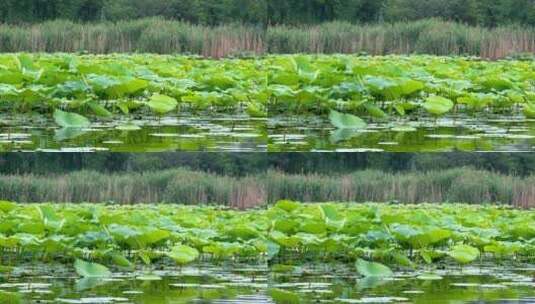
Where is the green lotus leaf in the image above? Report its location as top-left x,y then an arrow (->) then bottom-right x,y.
355,259 -> 393,278
448,244 -> 480,264
106,78 -> 148,97
111,253 -> 133,268
422,96 -> 454,116
364,102 -> 387,118
320,204 -> 340,221
88,101 -> 112,118
0,201 -> 15,213
74,259 -> 112,278
479,77 -> 514,91
53,109 -> 90,128
0,291 -> 21,304
275,200 -> 301,212
399,79 -> 424,95
268,288 -> 300,304
167,244 -> 199,265
329,110 -> 367,129
147,94 -> 178,114
523,102 -> 535,118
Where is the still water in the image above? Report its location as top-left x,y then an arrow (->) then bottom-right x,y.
2,262 -> 535,303
0,114 -> 267,152
269,115 -> 535,152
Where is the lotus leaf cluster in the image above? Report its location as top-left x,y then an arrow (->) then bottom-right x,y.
1,53 -> 533,129
266,55 -> 535,128
1,201 -> 534,274
0,53 -> 268,127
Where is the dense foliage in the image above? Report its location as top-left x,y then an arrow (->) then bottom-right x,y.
2,19 -> 533,59
0,0 -> 267,25
269,0 -> 535,26
1,201 -> 534,275
0,0 -> 533,27
0,53 -> 267,126
2,153 -> 535,176
267,55 -> 535,121
4,53 -> 532,126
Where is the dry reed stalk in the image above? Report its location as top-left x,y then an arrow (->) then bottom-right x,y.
513,182 -> 535,209
230,180 -> 266,209
340,176 -> 354,202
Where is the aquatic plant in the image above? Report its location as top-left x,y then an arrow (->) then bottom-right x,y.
0,53 -> 268,128
1,53 -> 533,131
1,201 -> 534,276
266,55 -> 535,130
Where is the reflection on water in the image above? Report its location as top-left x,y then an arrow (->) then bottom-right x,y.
2,262 -> 535,303
4,113 -> 535,152
0,115 -> 267,152
269,115 -> 535,152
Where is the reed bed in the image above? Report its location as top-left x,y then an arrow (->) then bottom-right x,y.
267,19 -> 535,59
1,168 -> 535,208
0,18 -> 265,58
0,18 -> 533,58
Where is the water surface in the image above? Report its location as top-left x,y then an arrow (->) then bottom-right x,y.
269,115 -> 535,152
0,114 -> 267,152
2,262 -> 535,303
5,113 -> 535,152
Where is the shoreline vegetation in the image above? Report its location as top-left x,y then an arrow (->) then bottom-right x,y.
0,18 -> 265,58
267,19 -> 535,59
0,18 -> 533,58
2,167 -> 535,208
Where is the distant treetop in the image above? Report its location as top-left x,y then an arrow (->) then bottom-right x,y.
0,0 -> 533,27
268,0 -> 535,27
0,0 -> 267,25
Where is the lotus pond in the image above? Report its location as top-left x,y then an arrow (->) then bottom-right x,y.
1,201 -> 535,303
0,53 -> 267,152
268,115 -> 535,152
1,53 -> 535,152
3,261 -> 535,303
0,114 -> 266,152
267,54 -> 535,152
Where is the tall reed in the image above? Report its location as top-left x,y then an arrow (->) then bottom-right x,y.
0,18 -> 265,58
267,19 -> 535,59
1,167 -> 535,208
0,18 -> 533,58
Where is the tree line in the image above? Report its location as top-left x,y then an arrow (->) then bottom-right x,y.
1,0 -> 533,27
1,153 -> 535,176
269,0 -> 535,27
0,0 -> 267,25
